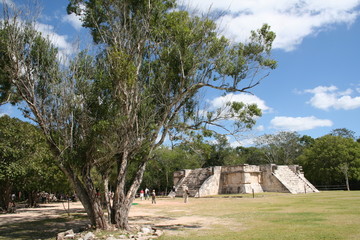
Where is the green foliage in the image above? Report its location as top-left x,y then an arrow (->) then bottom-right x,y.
299,134 -> 360,185
143,146 -> 202,192
0,27 -> 21,105
0,116 -> 70,209
330,128 -> 357,140
3,0 -> 277,228
255,131 -> 304,164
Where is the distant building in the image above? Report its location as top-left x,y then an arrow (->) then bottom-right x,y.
170,164 -> 319,197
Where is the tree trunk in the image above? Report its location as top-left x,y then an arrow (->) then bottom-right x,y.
113,201 -> 131,230
103,177 -> 112,222
28,190 -> 38,207
61,163 -> 109,229
345,172 -> 350,191
0,180 -> 11,211
111,153 -> 148,229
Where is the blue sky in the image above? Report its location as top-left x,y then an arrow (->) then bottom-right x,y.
1,0 -> 360,146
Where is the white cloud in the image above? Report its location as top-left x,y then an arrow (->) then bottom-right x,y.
62,13 -> 83,31
270,116 -> 333,131
35,22 -> 74,58
209,93 -> 272,112
256,125 -> 265,131
179,0 -> 360,51
305,85 -> 360,110
230,137 -> 256,147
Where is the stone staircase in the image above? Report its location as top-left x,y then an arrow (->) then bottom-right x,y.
174,167 -> 213,197
273,166 -> 318,194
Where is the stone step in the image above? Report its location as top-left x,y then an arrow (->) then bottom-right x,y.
274,166 -> 311,194
174,168 -> 213,197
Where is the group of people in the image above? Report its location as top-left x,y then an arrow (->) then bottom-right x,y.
139,188 -> 157,204
138,184 -> 190,204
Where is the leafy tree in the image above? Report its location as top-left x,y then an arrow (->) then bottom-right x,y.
255,131 -> 303,164
144,146 -> 202,193
2,1 -> 276,229
200,135 -> 245,167
236,146 -> 267,165
0,116 -> 68,211
298,135 -> 360,189
330,128 -> 357,140
299,135 -> 315,147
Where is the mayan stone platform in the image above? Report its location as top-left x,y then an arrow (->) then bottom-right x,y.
171,164 -> 319,197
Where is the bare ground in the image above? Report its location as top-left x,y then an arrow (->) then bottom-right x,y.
0,198 -> 225,239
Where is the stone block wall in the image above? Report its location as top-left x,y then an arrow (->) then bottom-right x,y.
197,166 -> 222,197
259,164 -> 290,193
172,164 -> 318,197
219,165 -> 263,194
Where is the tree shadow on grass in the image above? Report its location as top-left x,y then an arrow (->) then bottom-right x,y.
129,216 -> 202,232
0,205 -> 89,240
154,224 -> 202,231
0,216 -> 89,240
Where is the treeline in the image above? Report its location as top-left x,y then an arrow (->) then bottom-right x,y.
2,114 -> 360,213
0,116 -> 71,211
142,129 -> 360,193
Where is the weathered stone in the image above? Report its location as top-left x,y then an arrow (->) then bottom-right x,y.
57,230 -> 75,240
57,232 -> 65,240
83,232 -> 95,240
172,164 -> 319,197
140,227 -> 152,234
64,234 -> 75,239
65,230 -> 75,235
106,237 -> 118,240
154,229 -> 163,237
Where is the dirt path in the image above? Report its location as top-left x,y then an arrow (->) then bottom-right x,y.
0,198 -> 217,239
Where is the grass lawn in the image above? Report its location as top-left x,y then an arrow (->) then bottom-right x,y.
152,191 -> 360,240
0,191 -> 359,239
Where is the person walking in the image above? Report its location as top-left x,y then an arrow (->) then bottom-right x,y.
140,189 -> 144,200
151,190 -> 156,204
145,188 -> 150,200
183,185 -> 189,203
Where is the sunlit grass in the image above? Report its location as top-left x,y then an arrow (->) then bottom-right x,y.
156,191 -> 360,240
1,191 -> 359,240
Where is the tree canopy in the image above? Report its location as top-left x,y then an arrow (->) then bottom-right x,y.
0,116 -> 69,211
299,134 -> 360,188
1,0 -> 276,229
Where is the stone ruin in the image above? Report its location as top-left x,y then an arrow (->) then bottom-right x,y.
171,164 -> 319,197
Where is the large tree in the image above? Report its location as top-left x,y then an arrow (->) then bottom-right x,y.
0,116 -> 68,211
255,131 -> 303,164
1,0 -> 276,229
299,135 -> 360,189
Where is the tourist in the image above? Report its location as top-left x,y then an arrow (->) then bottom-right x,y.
11,193 -> 16,207
140,189 -> 144,200
151,190 -> 156,204
145,188 -> 150,200
183,185 -> 189,203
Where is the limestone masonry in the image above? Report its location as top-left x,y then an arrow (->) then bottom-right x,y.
171,164 -> 319,197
